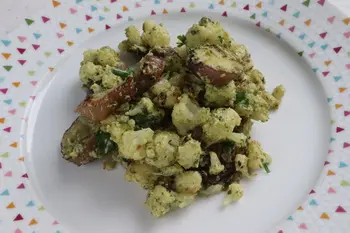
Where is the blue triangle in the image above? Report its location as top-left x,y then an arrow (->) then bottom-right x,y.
76,0 -> 83,3
340,162 -> 348,168
91,5 -> 97,11
33,33 -> 41,39
209,4 -> 214,9
76,28 -> 82,34
276,33 -> 282,39
287,216 -> 293,220
309,199 -> 318,206
327,98 -> 333,103
330,137 -> 335,142
1,40 -> 11,47
37,60 -> 44,66
0,76 -> 4,83
4,99 -> 12,105
293,11 -> 300,18
334,76 -> 342,82
20,135 -> 25,139
299,33 -> 306,40
26,201 -> 35,207
268,0 -> 275,5
321,44 -> 328,50
99,16 -> 105,21
56,231 -> 61,233
154,0 -> 161,4
312,68 -> 318,73
308,41 -> 315,48
128,16 -> 134,21
0,189 -> 9,196
262,12 -> 268,17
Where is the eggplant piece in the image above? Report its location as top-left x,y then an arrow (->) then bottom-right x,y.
76,52 -> 166,122
187,44 -> 246,87
61,117 -> 98,166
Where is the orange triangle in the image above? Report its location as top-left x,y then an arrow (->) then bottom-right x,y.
324,60 -> 332,66
305,19 -> 312,26
6,202 -> 15,209
0,118 -> 5,124
122,6 -> 129,12
2,53 -> 11,59
327,170 -> 335,176
12,82 -> 21,87
335,104 -> 343,109
163,9 -> 168,14
256,2 -> 262,8
279,20 -> 285,26
219,0 -> 225,5
320,212 -> 330,220
18,156 -> 24,161
59,22 -> 67,29
49,67 -> 55,72
339,88 -> 347,93
52,0 -> 61,8
10,142 -> 18,148
67,41 -> 74,46
343,18 -> 350,25
88,28 -> 95,33
29,218 -> 38,226
297,206 -> 303,211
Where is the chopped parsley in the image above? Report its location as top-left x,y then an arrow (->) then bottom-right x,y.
235,92 -> 249,107
263,163 -> 271,174
176,35 -> 187,47
95,131 -> 117,155
112,68 -> 135,79
132,114 -> 163,129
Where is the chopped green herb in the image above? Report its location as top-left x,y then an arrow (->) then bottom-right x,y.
112,68 -> 135,79
132,114 -> 162,129
222,141 -> 235,154
218,35 -> 224,44
235,92 -> 249,107
263,163 -> 270,174
176,35 -> 187,47
95,131 -> 118,155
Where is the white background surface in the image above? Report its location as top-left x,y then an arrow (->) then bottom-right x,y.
0,0 -> 349,35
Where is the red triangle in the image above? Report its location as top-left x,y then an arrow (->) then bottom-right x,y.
42,16 -> 50,23
18,60 -> 26,66
14,214 -> 24,221
32,44 -> 40,50
243,4 -> 249,10
322,71 -> 329,77
333,47 -> 342,53
345,111 -> 350,116
222,11 -> 227,17
22,173 -> 28,178
289,26 -> 295,32
344,142 -> 350,148
324,161 -> 330,166
0,88 -> 8,94
320,32 -> 327,39
17,183 -> 25,189
86,15 -> 92,21
110,0 -> 116,2
17,48 -> 26,54
116,14 -> 122,19
180,7 -> 186,13
336,127 -> 344,133
151,10 -> 156,15
105,24 -> 111,30
256,22 -> 261,27
335,206 -> 346,213
57,48 -> 64,54
318,0 -> 325,6
281,4 -> 288,11
309,189 -> 316,194
3,127 -> 11,133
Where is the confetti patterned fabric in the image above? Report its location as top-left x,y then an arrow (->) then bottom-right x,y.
0,0 -> 349,232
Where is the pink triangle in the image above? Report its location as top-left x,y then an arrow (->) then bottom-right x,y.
18,60 -> 26,65
52,220 -> 59,225
8,109 -> 16,115
4,171 -> 12,177
335,206 -> 346,213
309,52 -> 316,58
328,187 -> 336,193
0,88 -> 8,94
116,14 -> 122,19
328,149 -> 333,154
18,36 -> 27,42
222,11 -> 227,17
298,223 -> 308,230
289,26 -> 295,32
17,183 -> 25,189
86,15 -> 92,21
70,8 -> 77,14
42,16 -> 50,23
344,32 -> 350,39
151,10 -> 156,15
320,32 -> 327,39
336,127 -> 344,133
32,44 -> 40,50
281,4 -> 287,12
344,111 -> 350,116
167,0 -> 173,2
256,22 -> 261,28
22,173 -> 28,178
30,81 -> 38,86
243,4 -> 249,10
180,7 -> 186,13
0,162 -> 2,169
17,48 -> 26,54
344,142 -> 350,148
322,71 -> 329,77
135,3 -> 141,8
15,229 -> 22,233
56,33 -> 64,38
58,48 -> 64,54
278,230 -> 283,233
333,46 -> 342,53
346,64 -> 350,70
30,96 -> 36,100
328,16 -> 335,23
3,127 -> 11,133
318,0 -> 325,6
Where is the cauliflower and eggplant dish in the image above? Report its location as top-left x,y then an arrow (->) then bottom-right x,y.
61,18 -> 285,217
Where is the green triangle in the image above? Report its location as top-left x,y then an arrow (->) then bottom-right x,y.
303,0 -> 310,7
330,120 -> 335,124
28,71 -> 36,76
250,14 -> 256,20
38,206 -> 45,211
347,52 -> 350,57
265,28 -> 271,33
19,101 -> 26,107
25,18 -> 35,25
3,66 -> 12,71
0,152 -> 9,158
44,52 -> 52,57
104,7 -> 110,12
340,180 -> 350,187
298,51 -> 304,57
231,2 -> 236,8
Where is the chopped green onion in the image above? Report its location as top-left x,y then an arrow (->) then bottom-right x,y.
112,68 -> 135,78
176,35 -> 187,47
263,163 -> 270,174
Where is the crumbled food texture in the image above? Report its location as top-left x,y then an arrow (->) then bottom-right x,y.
229,44 -> 253,71
272,85 -> 285,109
172,94 -> 210,135
224,183 -> 244,205
246,69 -> 265,90
101,66 -> 124,89
141,20 -> 170,48
200,184 -> 223,196
79,62 -> 104,85
119,128 -> 154,160
175,193 -> 196,208
234,154 -> 250,178
247,140 -> 271,172
159,164 -> 184,177
177,138 -> 203,169
204,80 -> 236,107
175,171 -> 202,194
96,46 -> 122,67
126,97 -> 159,116
100,115 -> 135,145
125,162 -> 158,189
145,131 -> 180,168
145,185 -> 176,217
151,79 -> 182,108
125,26 -> 142,45
209,152 -> 225,175
174,45 -> 188,60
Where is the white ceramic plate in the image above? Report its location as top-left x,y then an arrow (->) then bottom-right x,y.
0,1 -> 349,233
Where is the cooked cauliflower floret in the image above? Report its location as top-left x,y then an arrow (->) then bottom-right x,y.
177,138 -> 203,169
100,115 -> 135,144
272,85 -> 285,109
247,140 -> 271,172
95,46 -> 121,67
125,162 -> 158,189
175,193 -> 196,208
224,183 -> 244,205
205,80 -> 236,107
209,152 -> 225,175
119,128 -> 154,160
141,20 -> 170,48
145,185 -> 176,217
200,184 -> 224,196
90,83 -> 103,93
246,69 -> 265,90
101,66 -> 123,89
145,131 -> 180,168
81,49 -> 98,64
125,26 -> 142,45
151,79 -> 182,108
159,164 -> 184,176
172,94 -> 210,135
79,62 -> 104,85
235,154 -> 250,178
175,171 -> 202,194
230,44 -> 253,71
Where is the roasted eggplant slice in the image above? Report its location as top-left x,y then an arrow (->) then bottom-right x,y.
61,116 -> 99,166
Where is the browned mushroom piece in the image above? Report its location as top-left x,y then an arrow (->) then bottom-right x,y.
187,44 -> 246,87
76,51 -> 166,122
61,116 -> 99,166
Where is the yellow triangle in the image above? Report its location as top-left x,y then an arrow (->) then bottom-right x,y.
297,206 -> 303,211
0,118 -> 5,124
59,22 -> 67,29
327,170 -> 335,176
10,142 -> 18,148
49,67 -> 55,72
18,156 -> 24,161
2,53 -> 11,59
305,19 -> 311,26
339,87 -> 347,93
320,212 -> 330,220
335,104 -> 343,109
122,6 -> 129,12
343,18 -> 350,25
88,28 -> 95,33
163,9 -> 168,14
324,60 -> 332,66
29,218 -> 38,226
67,41 -> 74,46
52,0 -> 61,8
6,202 -> 15,209
12,82 -> 21,87
279,20 -> 285,26
256,2 -> 262,8
219,0 -> 225,5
